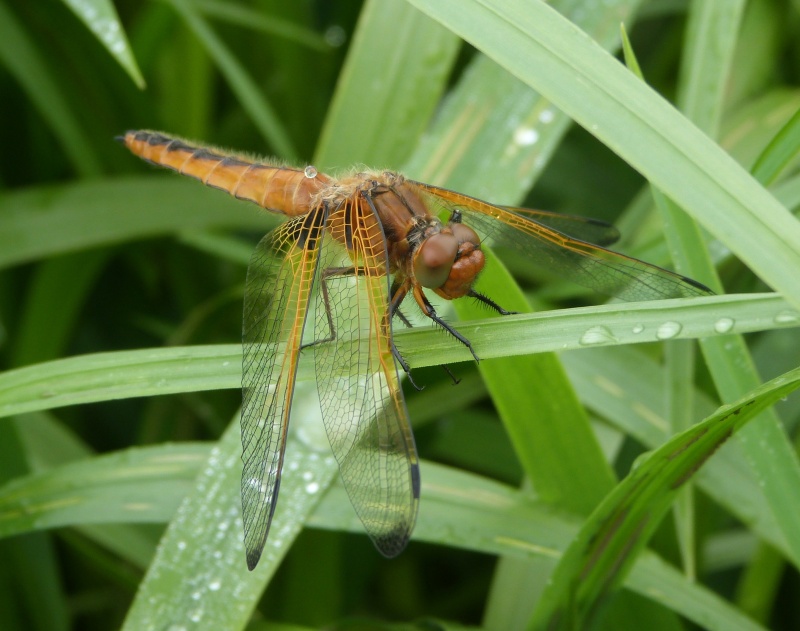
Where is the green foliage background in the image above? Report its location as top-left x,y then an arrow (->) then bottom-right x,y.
1,0 -> 800,629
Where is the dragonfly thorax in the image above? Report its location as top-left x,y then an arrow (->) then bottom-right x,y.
366,178 -> 486,300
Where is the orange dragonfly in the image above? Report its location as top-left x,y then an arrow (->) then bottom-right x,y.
120,130 -> 712,570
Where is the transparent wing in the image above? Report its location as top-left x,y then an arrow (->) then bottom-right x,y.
414,182 -> 712,301
240,211 -> 322,570
500,207 -> 620,246
312,197 -> 420,557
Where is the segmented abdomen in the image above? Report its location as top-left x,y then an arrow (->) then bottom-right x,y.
121,130 -> 329,216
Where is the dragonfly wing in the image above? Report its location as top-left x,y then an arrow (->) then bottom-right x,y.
312,199 -> 420,557
241,211 -> 322,570
499,206 -> 620,246
416,183 -> 712,301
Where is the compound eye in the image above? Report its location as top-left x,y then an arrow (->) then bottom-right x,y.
413,232 -> 458,289
450,223 -> 480,251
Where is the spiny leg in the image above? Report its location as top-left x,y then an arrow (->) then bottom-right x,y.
411,285 -> 480,362
468,289 -> 518,316
388,282 -> 423,391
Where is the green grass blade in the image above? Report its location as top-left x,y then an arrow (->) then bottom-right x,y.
60,0 -> 145,88
666,340 -> 697,579
0,177 -> 276,270
121,411 -> 337,631
177,230 -> 254,266
771,171 -> 800,213
194,0 -> 330,51
0,345 -> 240,418
561,346 -> 794,560
165,0 -> 298,159
751,105 -> 800,186
0,444 -> 208,537
622,8 -> 711,582
2,294 -> 794,416
10,251 -> 110,366
314,0 -> 460,169
529,366 -> 800,630
676,0 -> 745,137
4,0 -> 799,625
0,2 -> 101,177
652,178 -> 800,570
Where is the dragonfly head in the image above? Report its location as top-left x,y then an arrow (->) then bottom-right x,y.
413,221 -> 484,299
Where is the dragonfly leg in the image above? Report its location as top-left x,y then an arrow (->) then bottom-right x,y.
467,289 -> 518,315
300,266 -> 357,351
444,365 -> 461,385
393,307 -> 414,328
390,280 -> 463,385
390,304 -> 460,387
387,281 -> 424,390
391,343 -> 423,391
411,285 -> 480,362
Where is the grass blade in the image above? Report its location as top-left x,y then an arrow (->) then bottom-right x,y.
60,0 -> 145,88
529,366 -> 800,630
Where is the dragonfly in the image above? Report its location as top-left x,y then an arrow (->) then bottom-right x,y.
120,130 -> 712,570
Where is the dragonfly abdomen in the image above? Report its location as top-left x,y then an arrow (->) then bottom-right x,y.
120,130 -> 330,216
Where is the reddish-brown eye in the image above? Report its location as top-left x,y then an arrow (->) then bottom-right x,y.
434,222 -> 484,299
413,233 -> 458,288
450,222 -> 480,248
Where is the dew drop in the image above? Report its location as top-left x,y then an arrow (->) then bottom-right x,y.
539,109 -> 555,124
656,321 -> 682,340
208,579 -> 222,591
713,317 -> 734,334
304,165 -> 318,178
631,324 -> 644,334
774,310 -> 799,325
579,325 -> 618,346
513,127 -> 539,146
176,540 -> 187,551
324,25 -> 346,47
305,481 -> 320,494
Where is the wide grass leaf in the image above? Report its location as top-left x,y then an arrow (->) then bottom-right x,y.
2,294 -> 795,419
